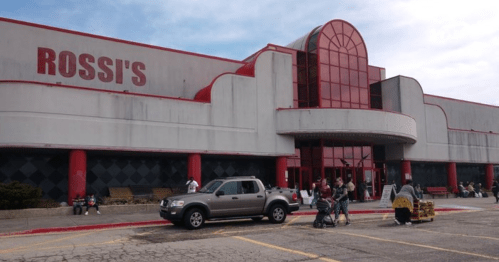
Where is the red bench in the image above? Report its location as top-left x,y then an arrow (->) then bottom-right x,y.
426,187 -> 449,198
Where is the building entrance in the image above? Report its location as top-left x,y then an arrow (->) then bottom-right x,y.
290,140 -> 386,199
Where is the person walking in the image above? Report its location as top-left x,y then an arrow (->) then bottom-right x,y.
358,180 -> 366,202
492,179 -> 499,203
392,180 -> 419,225
332,178 -> 351,226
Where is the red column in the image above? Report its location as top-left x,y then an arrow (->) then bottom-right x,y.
400,160 -> 411,185
187,154 -> 202,188
485,164 -> 494,190
276,156 -> 287,188
298,169 -> 303,190
68,150 -> 86,205
447,162 -> 457,192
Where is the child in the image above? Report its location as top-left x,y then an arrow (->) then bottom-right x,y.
85,193 -> 101,215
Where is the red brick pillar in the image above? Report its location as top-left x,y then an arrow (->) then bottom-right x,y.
187,154 -> 202,188
400,160 -> 411,185
447,162 -> 457,192
485,164 -> 494,190
68,150 -> 86,205
276,156 -> 287,188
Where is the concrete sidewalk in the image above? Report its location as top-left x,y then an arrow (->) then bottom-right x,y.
0,197 -> 497,236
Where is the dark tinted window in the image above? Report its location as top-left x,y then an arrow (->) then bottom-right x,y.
218,181 -> 239,195
198,181 -> 223,193
241,181 -> 259,194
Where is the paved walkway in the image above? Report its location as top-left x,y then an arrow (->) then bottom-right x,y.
1,197 -> 497,236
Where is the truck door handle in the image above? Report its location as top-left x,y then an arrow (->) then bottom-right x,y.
257,195 -> 264,198
232,197 -> 238,199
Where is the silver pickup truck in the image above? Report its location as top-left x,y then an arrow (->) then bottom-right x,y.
160,176 -> 300,229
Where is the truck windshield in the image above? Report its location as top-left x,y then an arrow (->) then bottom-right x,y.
198,181 -> 223,193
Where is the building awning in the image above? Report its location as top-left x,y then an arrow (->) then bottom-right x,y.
276,108 -> 417,144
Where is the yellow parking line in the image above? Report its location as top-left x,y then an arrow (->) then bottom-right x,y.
0,231 -> 94,254
382,213 -> 389,220
282,216 -> 301,228
333,230 -> 499,260
0,237 -> 128,254
233,236 -> 341,262
213,229 -> 225,235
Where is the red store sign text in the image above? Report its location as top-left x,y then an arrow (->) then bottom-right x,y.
37,47 -> 146,86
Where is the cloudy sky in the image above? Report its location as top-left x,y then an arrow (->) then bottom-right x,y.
2,0 -> 499,105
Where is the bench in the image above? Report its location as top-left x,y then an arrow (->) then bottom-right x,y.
108,187 -> 134,202
426,187 -> 449,198
129,185 -> 154,200
108,187 -> 176,204
152,188 -> 174,200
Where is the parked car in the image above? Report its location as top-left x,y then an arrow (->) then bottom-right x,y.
160,176 -> 300,229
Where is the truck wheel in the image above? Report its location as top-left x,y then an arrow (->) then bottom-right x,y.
183,208 -> 205,230
268,204 -> 287,224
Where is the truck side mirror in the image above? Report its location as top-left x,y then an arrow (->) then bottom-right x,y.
216,191 -> 225,197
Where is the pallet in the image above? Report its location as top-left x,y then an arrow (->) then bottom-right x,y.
411,200 -> 435,222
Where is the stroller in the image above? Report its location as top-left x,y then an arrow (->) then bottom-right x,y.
313,198 -> 335,228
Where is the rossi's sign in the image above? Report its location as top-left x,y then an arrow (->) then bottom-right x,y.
37,47 -> 146,86
0,18 -> 243,99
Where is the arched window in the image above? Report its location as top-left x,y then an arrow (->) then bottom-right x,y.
314,20 -> 369,109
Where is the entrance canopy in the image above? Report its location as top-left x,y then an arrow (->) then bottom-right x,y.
276,108 -> 417,144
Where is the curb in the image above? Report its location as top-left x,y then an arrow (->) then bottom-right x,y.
0,220 -> 170,237
0,204 -> 159,220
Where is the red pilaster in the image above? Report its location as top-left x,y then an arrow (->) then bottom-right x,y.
485,164 -> 494,190
400,160 -> 411,185
187,154 -> 202,188
447,162 -> 457,192
68,150 -> 86,205
276,156 -> 287,188
298,169 -> 303,190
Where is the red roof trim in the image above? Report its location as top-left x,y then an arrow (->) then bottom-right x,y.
424,94 -> 499,109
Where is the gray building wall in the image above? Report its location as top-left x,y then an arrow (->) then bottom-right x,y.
383,76 -> 499,164
0,51 -> 295,156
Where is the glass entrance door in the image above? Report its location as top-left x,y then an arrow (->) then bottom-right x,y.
300,167 -> 311,191
364,169 -> 373,198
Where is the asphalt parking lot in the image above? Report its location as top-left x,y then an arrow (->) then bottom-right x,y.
1,206 -> 498,262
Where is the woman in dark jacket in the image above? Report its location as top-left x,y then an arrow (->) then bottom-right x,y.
332,178 -> 351,226
392,180 -> 418,225
492,179 -> 499,203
